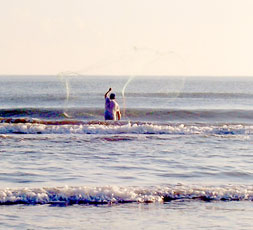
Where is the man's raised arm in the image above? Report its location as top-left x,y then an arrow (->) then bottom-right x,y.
104,88 -> 112,99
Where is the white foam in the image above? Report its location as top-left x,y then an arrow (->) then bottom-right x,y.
0,122 -> 252,135
0,184 -> 253,205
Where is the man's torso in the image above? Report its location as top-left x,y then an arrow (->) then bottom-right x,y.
105,98 -> 119,120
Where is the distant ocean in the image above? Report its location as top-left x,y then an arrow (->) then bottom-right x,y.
0,75 -> 253,230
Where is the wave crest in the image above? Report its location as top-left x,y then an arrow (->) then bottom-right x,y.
0,118 -> 252,135
1,184 -> 253,205
1,108 -> 253,123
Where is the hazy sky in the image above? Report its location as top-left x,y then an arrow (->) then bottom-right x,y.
1,0 -> 253,76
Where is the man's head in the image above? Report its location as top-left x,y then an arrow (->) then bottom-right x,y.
110,93 -> 115,99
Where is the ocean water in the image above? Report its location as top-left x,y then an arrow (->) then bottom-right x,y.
0,75 -> 253,229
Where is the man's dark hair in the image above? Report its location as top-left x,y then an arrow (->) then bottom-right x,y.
110,93 -> 115,99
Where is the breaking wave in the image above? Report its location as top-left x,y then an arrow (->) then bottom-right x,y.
0,118 -> 252,135
1,108 -> 253,123
0,184 -> 253,205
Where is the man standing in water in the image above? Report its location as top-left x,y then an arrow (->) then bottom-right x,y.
104,88 -> 121,120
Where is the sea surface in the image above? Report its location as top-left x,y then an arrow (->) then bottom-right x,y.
0,75 -> 253,229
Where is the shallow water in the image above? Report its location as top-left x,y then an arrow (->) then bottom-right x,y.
1,201 -> 253,230
1,133 -> 253,189
0,76 -> 253,229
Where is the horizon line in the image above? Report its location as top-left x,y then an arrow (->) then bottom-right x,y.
0,74 -> 253,78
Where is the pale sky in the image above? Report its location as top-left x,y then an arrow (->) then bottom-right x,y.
0,0 -> 253,76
